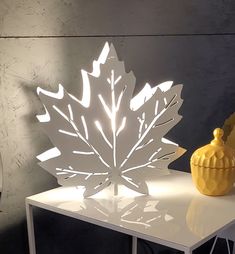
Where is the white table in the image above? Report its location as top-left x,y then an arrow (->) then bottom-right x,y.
26,170 -> 235,254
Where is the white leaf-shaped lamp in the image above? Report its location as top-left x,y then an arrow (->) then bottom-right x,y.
37,42 -> 185,198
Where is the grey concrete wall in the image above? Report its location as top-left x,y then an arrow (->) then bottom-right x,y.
0,1 -> 235,254
0,0 -> 235,36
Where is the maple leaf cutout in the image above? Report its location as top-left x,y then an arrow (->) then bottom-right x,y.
37,42 -> 184,197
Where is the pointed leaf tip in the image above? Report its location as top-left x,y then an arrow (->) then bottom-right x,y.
108,43 -> 119,60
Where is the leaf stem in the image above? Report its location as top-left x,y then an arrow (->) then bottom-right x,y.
111,70 -> 117,168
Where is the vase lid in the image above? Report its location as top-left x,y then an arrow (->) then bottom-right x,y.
191,128 -> 235,169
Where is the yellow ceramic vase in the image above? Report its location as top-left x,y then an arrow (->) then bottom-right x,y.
190,128 -> 235,196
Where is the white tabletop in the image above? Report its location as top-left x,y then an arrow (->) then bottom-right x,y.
26,170 -> 235,252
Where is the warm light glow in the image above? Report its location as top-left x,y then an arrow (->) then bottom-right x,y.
37,147 -> 61,162
157,81 -> 173,92
36,105 -> 50,122
162,138 -> 178,146
92,183 -> 144,199
130,81 -> 173,111
130,83 -> 157,111
37,84 -> 64,99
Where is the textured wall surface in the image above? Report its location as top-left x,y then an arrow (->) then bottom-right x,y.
0,0 -> 235,36
0,1 -> 235,254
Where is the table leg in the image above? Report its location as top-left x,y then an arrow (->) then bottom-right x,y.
213,222 -> 235,254
132,236 -> 137,254
26,203 -> 36,254
184,249 -> 192,254
209,236 -> 218,254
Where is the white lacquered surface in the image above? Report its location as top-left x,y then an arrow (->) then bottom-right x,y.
26,170 -> 235,252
